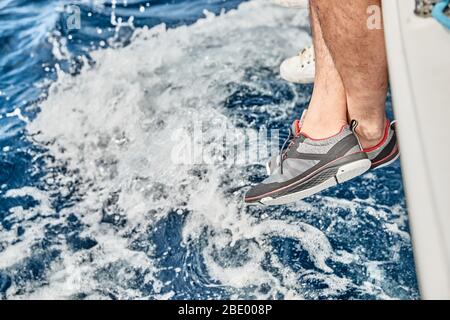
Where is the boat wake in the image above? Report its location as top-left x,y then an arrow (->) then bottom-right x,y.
0,0 -> 418,299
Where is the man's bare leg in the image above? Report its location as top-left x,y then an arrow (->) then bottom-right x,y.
310,0 -> 388,148
300,3 -> 348,139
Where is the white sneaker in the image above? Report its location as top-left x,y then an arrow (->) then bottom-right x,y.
272,0 -> 309,9
280,46 -> 316,84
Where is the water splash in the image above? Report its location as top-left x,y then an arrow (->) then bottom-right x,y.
0,0 -> 418,300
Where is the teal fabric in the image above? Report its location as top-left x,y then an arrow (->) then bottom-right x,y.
432,0 -> 450,29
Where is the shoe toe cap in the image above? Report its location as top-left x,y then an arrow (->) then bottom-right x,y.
280,56 -> 314,84
280,56 -> 301,76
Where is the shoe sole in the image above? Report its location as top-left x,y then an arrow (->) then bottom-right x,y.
280,74 -> 315,84
372,152 -> 400,170
272,0 -> 309,9
280,65 -> 315,84
257,158 -> 371,206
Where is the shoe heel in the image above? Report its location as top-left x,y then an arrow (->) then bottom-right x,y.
336,159 -> 371,184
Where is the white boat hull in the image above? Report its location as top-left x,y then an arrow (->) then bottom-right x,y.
383,0 -> 450,299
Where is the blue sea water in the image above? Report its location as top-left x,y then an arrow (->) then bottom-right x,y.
0,0 -> 419,299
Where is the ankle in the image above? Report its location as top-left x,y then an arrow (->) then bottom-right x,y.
301,117 -> 348,139
356,121 -> 387,150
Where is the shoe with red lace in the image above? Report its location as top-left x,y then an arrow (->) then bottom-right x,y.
266,116 -> 400,175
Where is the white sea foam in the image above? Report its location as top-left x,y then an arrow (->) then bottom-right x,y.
0,188 -> 52,269
1,0 -> 415,299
